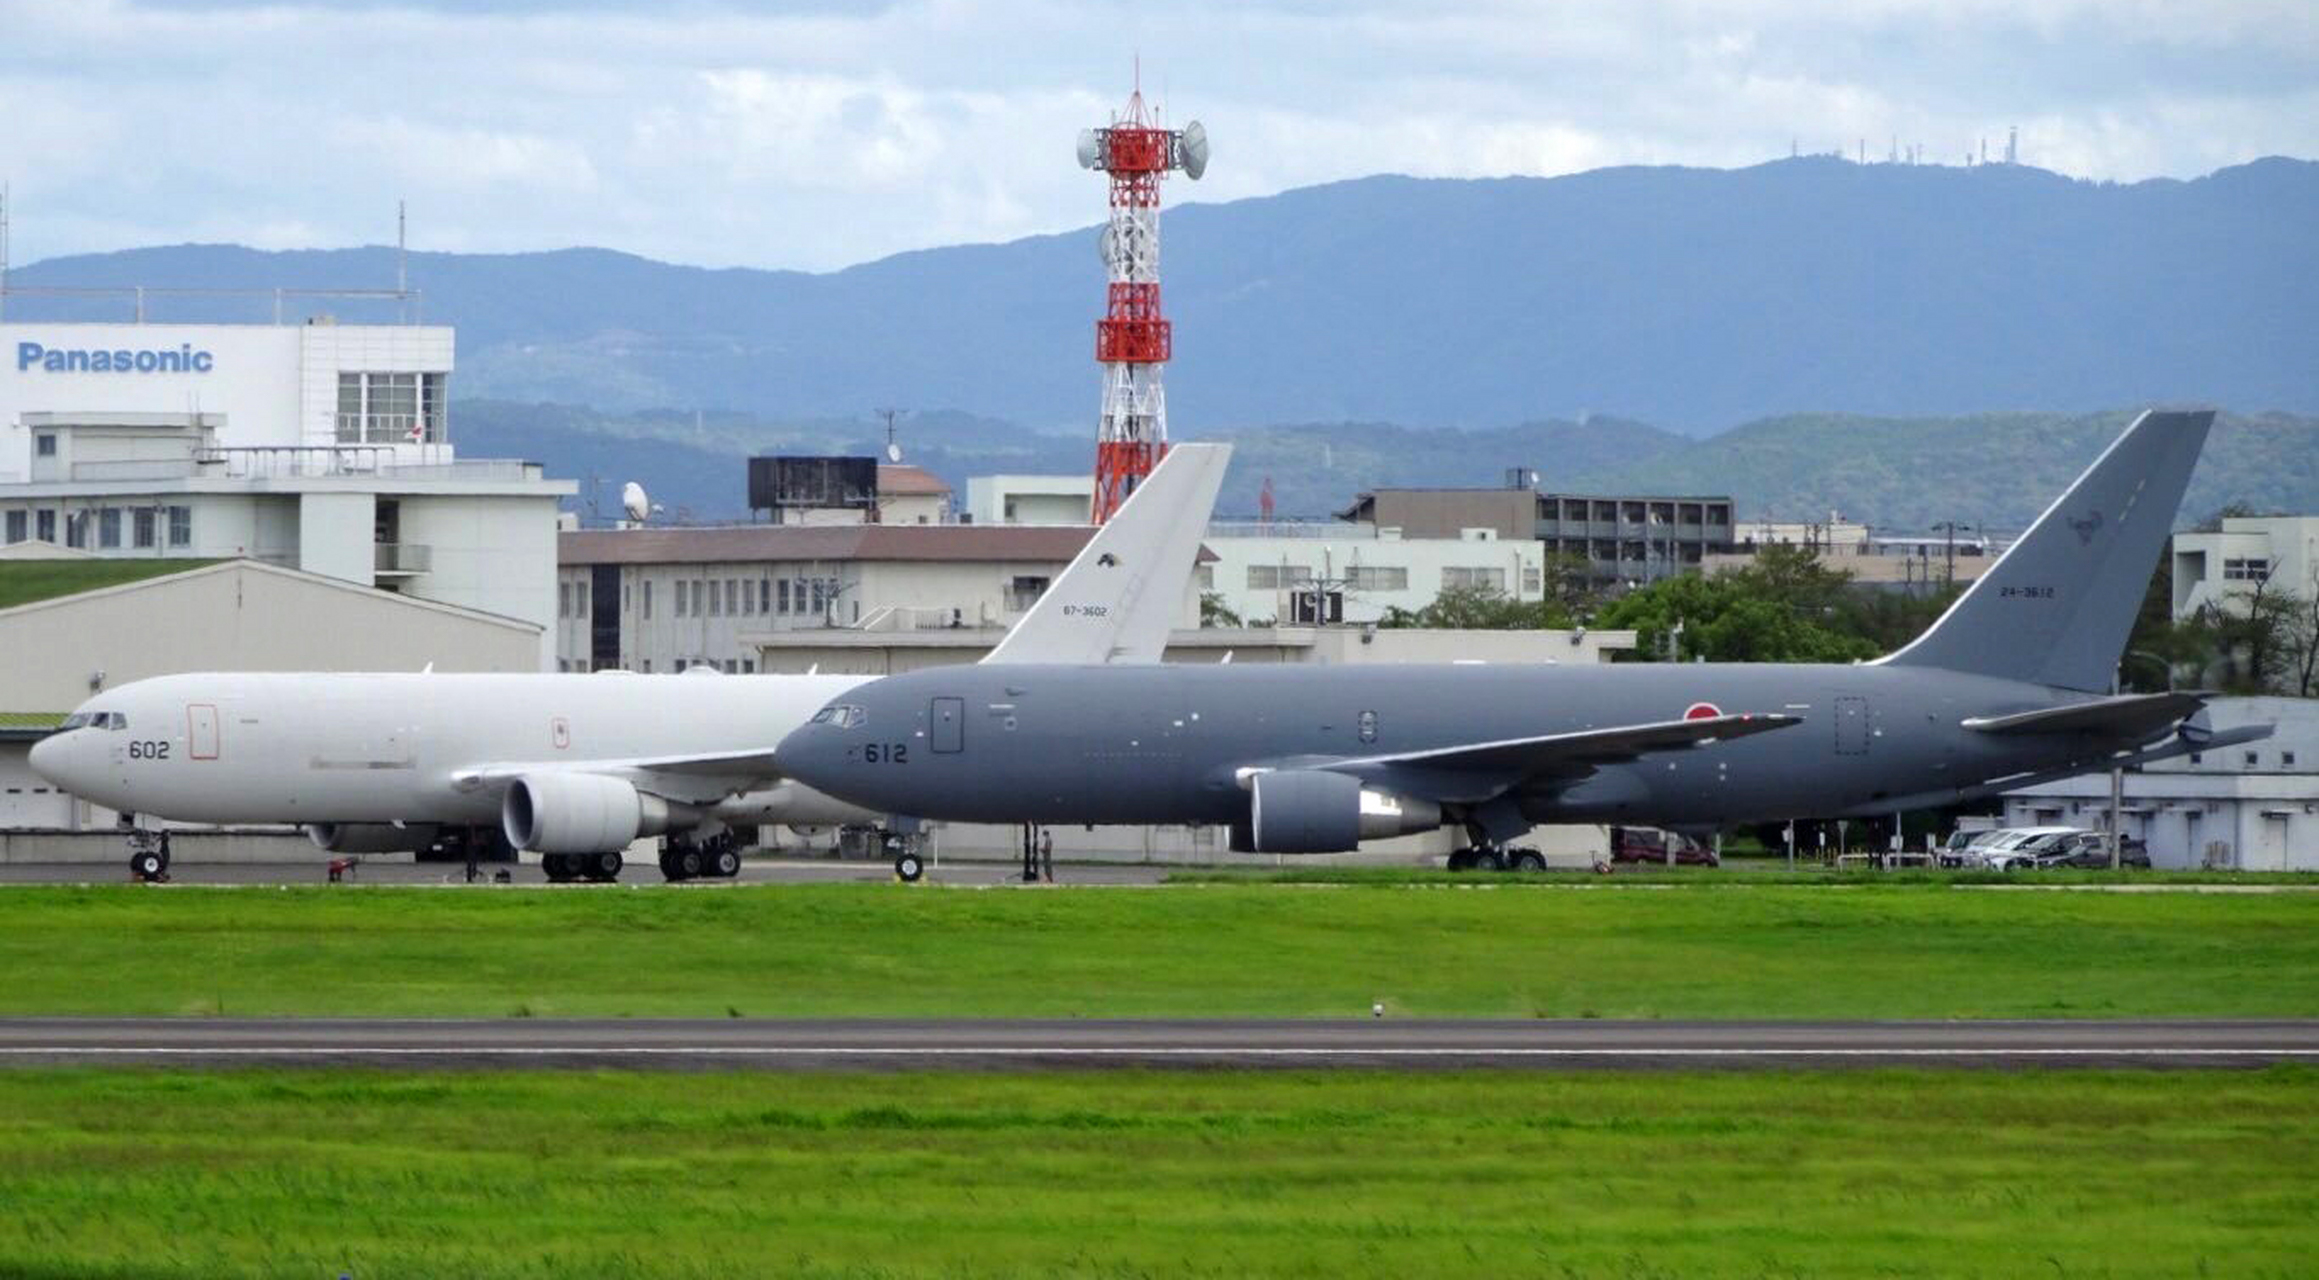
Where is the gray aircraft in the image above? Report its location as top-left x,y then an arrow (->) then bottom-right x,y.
776,409 -> 2271,864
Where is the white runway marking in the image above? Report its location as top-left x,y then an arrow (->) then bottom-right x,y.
3,1047 -> 2315,1059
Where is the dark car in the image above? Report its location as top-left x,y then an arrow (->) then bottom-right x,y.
2049,831 -> 2152,870
1609,826 -> 1719,867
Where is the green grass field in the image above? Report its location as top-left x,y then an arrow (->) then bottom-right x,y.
1,1067 -> 2313,1278
3,880 -> 2315,1019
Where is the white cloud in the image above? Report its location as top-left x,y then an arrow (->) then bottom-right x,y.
0,0 -> 2310,269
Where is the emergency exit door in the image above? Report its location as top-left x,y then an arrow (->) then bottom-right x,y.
1833,696 -> 1869,756
930,697 -> 965,753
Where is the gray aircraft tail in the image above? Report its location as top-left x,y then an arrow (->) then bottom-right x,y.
1876,408 -> 2214,693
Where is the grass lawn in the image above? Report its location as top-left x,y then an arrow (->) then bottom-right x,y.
1,1067 -> 2313,1278
1,881 -> 2315,1019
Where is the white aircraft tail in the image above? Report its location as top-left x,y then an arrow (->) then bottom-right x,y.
982,443 -> 1231,666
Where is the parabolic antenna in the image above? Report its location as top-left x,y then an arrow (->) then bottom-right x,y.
1076,128 -> 1103,170
621,481 -> 650,522
1179,120 -> 1209,180
1098,224 -> 1121,267
886,441 -> 904,463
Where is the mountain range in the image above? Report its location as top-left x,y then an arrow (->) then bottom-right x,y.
10,156 -> 2317,434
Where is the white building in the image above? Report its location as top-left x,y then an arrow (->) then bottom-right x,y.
0,321 -> 573,666
1201,522 -> 1547,626
2172,516 -> 2319,618
967,474 -> 1095,526
556,523 -> 1194,675
2001,697 -> 2318,870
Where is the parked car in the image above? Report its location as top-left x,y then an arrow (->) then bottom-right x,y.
1982,828 -> 2090,871
1939,827 -> 2011,868
1609,826 -> 1720,867
1967,826 -> 2082,869
2050,831 -> 2153,870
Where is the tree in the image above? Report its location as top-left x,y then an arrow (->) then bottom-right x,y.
1199,591 -> 1243,628
1592,555 -> 1882,664
2285,574 -> 2319,698
1377,585 -> 1574,631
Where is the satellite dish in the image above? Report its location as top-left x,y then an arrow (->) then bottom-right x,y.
621,481 -> 650,522
1076,128 -> 1103,170
1179,120 -> 1209,180
886,441 -> 904,464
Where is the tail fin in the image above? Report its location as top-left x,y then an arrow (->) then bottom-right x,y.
982,443 -> 1231,666
1878,409 -> 2213,692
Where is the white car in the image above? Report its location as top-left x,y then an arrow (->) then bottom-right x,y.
1973,827 -> 2088,871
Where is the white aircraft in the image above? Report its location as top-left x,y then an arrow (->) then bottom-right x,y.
31,444 -> 1230,884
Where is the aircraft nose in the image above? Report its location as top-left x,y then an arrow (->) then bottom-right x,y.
27,733 -> 68,786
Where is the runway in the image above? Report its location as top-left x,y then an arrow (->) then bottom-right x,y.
3,1018 -> 2315,1070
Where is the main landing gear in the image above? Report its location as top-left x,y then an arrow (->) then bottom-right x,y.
1445,845 -> 1547,874
659,833 -> 743,883
541,850 -> 625,884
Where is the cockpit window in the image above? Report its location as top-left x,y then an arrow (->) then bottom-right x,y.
809,704 -> 866,728
58,713 -> 91,731
57,711 -> 124,731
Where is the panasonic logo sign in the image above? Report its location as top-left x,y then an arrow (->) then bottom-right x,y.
15,342 -> 215,374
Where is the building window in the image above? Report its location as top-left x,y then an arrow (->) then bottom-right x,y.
34,433 -> 56,458
1522,566 -> 1543,593
641,659 -> 652,672
3,510 -> 22,544
742,658 -> 756,673
725,579 -> 738,616
36,510 -> 56,543
2281,751 -> 2297,767
2224,558 -> 2272,582
97,508 -> 121,549
642,580 -> 653,619
167,506 -> 191,548
577,581 -> 588,616
759,578 -> 772,614
707,580 -> 721,617
1443,567 -> 1506,591
559,583 -> 571,618
675,580 -> 689,616
2245,751 -> 2260,767
1248,565 -> 1314,590
1346,566 -> 1409,592
336,371 -> 448,444
1009,576 -> 1050,612
132,508 -> 157,549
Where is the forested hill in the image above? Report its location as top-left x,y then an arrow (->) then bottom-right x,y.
14,157 -> 2317,432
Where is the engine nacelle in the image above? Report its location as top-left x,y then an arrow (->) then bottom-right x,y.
1237,770 -> 1442,853
305,822 -> 443,853
502,773 -> 677,854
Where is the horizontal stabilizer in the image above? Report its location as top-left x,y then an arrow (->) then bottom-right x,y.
1961,692 -> 2205,738
1835,722 -> 2275,817
1328,712 -> 1802,786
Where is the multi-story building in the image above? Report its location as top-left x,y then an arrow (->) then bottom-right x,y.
2171,516 -> 2319,618
0,319 -> 572,666
1335,485 -> 1739,588
1199,521 -> 1546,626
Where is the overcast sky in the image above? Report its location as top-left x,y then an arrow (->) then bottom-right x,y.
4,0 -> 2314,271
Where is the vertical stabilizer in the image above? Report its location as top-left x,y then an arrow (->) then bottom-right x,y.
1878,409 -> 2213,692
982,443 -> 1230,666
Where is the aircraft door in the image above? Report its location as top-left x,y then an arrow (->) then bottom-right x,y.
1833,696 -> 1869,756
187,703 -> 221,760
930,697 -> 965,753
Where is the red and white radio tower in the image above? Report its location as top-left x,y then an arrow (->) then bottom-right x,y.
1076,82 -> 1208,522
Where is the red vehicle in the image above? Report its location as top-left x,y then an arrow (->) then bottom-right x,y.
1608,826 -> 1720,867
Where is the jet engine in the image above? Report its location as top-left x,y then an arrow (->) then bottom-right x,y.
304,822 -> 443,853
502,773 -> 681,854
1234,770 -> 1441,853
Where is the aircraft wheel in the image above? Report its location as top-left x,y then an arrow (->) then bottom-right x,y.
130,850 -> 165,880
657,849 -> 687,882
1445,849 -> 1474,872
1468,848 -> 1506,873
895,851 -> 925,883
541,854 -> 575,883
711,848 -> 742,878
676,847 -> 704,879
1511,849 -> 1547,873
592,851 -> 623,882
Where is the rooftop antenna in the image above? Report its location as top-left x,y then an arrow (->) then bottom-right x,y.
876,407 -> 907,463
396,199 -> 409,323
2005,125 -> 2018,166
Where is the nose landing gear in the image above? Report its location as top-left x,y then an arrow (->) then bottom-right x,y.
126,829 -> 171,883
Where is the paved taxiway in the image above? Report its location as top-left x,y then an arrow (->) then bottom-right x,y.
3,1018 -> 2314,1070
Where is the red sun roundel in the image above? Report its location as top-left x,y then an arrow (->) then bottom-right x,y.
1683,702 -> 1723,721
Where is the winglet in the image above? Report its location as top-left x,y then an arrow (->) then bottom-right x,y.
982,443 -> 1231,666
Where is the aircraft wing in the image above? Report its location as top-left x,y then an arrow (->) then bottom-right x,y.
451,748 -> 787,805
1321,713 -> 1802,797
1961,691 -> 2204,738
